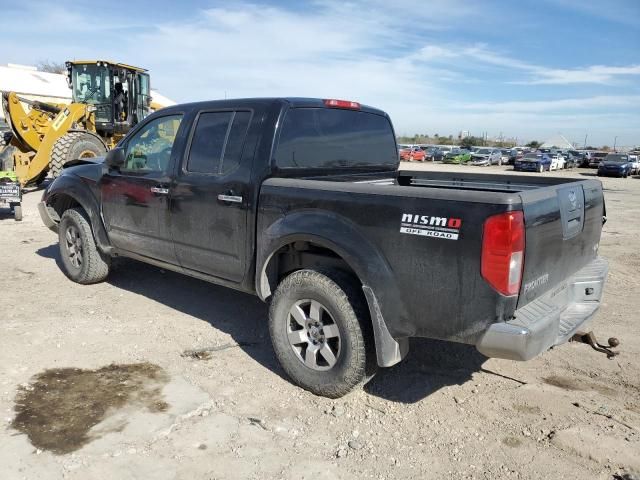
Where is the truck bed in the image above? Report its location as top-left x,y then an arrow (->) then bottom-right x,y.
397,170 -> 584,192
258,169 -> 605,348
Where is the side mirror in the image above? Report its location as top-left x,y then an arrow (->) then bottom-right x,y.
105,148 -> 125,170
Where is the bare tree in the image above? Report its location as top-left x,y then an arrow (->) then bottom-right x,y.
36,60 -> 66,74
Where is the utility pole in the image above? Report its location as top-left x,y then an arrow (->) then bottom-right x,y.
614,136 -> 618,152
584,134 -> 588,149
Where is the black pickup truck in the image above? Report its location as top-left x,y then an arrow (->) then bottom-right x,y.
38,98 -> 608,397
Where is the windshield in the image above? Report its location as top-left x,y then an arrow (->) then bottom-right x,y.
523,154 -> 541,160
605,154 -> 628,162
71,64 -> 111,104
477,148 -> 491,154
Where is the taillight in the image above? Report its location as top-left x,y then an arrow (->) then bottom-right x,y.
481,211 -> 525,296
323,99 -> 360,109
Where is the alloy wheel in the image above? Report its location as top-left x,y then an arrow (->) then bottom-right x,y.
65,225 -> 83,268
287,299 -> 341,371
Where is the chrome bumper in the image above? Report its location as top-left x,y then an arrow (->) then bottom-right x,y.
38,201 -> 59,233
476,257 -> 608,361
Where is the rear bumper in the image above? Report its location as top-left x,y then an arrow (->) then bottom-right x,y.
38,201 -> 59,233
476,257 -> 608,361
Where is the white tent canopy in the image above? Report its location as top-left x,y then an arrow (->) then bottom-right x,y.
540,134 -> 574,150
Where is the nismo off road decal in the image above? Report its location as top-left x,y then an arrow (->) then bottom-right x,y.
400,213 -> 462,240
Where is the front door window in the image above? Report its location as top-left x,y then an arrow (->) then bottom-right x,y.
123,114 -> 183,174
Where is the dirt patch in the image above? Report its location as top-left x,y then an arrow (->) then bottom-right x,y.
543,375 -> 586,391
513,404 -> 541,415
543,375 -> 618,397
11,363 -> 169,454
502,436 -> 523,448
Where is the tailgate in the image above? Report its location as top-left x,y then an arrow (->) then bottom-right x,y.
518,179 -> 604,307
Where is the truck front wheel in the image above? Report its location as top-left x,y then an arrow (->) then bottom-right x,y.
58,208 -> 110,284
269,268 -> 376,398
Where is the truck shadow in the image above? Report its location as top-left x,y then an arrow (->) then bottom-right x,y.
36,245 -> 487,403
365,338 -> 487,403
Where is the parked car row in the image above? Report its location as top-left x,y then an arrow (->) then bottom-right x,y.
399,144 -> 640,178
401,145 -> 507,166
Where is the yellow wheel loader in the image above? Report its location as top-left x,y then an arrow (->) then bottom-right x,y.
0,61 -> 157,186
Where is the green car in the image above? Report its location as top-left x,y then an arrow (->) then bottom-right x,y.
0,169 -> 22,221
442,150 -> 472,164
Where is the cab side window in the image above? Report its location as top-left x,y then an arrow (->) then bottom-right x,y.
186,110 -> 251,175
123,114 -> 183,174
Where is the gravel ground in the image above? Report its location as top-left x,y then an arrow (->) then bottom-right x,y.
0,162 -> 639,480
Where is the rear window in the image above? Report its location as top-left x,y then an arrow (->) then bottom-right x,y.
274,108 -> 397,169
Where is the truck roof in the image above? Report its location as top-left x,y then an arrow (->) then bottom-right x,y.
157,97 -> 389,117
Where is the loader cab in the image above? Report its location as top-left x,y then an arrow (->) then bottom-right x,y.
66,61 -> 151,138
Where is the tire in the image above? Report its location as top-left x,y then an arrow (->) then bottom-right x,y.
13,205 -> 22,221
538,164 -> 544,173
50,132 -> 107,178
1,130 -> 15,171
58,208 -> 110,284
0,145 -> 16,171
269,268 -> 377,398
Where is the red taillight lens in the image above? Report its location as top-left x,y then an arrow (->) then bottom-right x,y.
323,99 -> 360,109
481,211 -> 525,296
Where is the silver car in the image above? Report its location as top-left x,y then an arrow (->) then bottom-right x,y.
470,148 -> 503,166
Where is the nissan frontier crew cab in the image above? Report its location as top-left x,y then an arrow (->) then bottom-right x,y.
38,98 -> 609,398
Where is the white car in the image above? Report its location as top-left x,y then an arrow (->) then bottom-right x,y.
438,146 -> 453,157
629,154 -> 640,174
549,153 -> 566,171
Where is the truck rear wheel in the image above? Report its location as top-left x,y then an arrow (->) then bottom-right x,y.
269,268 -> 376,398
50,132 -> 107,178
58,208 -> 110,284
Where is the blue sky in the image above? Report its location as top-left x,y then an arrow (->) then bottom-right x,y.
1,0 -> 639,147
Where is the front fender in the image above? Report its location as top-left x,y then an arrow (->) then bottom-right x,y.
43,173 -> 112,254
256,210 -> 410,367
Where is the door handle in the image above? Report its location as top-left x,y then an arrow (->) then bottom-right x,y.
150,186 -> 169,195
217,193 -> 243,204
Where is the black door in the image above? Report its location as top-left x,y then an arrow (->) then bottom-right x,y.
169,110 -> 254,282
101,113 -> 184,264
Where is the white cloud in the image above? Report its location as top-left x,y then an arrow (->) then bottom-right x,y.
414,43 -> 640,85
